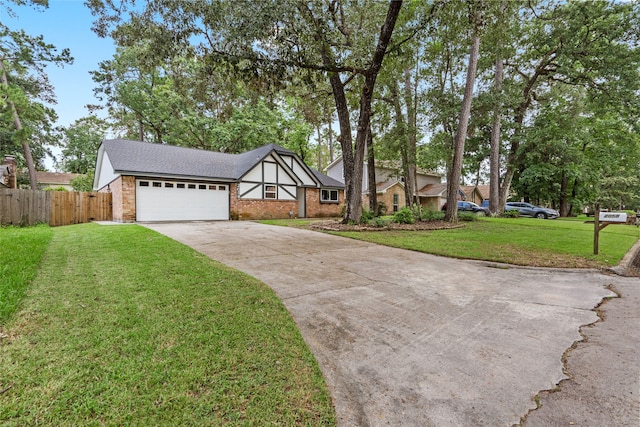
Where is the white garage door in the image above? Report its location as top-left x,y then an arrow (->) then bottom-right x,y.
136,179 -> 229,221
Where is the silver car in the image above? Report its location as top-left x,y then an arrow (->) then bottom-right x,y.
505,202 -> 559,219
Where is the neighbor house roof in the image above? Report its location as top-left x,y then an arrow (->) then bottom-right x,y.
366,179 -> 404,194
418,183 -> 448,197
476,185 -> 490,200
35,171 -> 82,186
99,139 -> 342,188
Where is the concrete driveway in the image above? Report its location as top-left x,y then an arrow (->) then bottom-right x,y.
143,221 -> 628,426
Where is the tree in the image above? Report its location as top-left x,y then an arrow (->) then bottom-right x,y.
88,0 -> 408,223
0,22 -> 72,188
444,2 -> 482,223
58,116 -> 108,174
497,0 -> 640,209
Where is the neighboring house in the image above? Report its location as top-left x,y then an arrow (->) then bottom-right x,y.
93,139 -> 344,222
325,158 -> 442,212
36,171 -> 83,190
1,155 -> 17,189
417,183 -> 482,211
475,185 -> 490,205
460,185 -> 485,205
417,183 -> 448,211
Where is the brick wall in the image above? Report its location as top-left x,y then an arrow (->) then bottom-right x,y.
229,182 -> 297,219
306,188 -> 343,218
361,186 -> 404,214
100,176 -> 136,222
107,179 -> 343,221
234,199 -> 299,220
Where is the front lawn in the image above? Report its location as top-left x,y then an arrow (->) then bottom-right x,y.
332,217 -> 639,268
0,224 -> 335,426
261,216 -> 639,268
0,225 -> 53,324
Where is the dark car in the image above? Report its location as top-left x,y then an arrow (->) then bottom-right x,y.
442,201 -> 490,216
505,202 -> 559,219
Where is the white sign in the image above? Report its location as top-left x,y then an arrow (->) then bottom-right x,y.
599,212 -> 627,223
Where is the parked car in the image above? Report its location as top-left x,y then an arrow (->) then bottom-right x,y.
505,202 -> 559,219
442,201 -> 490,216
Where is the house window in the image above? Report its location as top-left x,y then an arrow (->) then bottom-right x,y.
265,185 -> 277,199
209,185 -> 217,190
139,181 -> 149,187
393,194 -> 399,212
218,185 -> 226,191
176,183 -> 185,189
188,184 -> 196,189
199,184 -> 207,190
153,182 -> 162,188
321,189 -> 339,203
165,182 -> 173,188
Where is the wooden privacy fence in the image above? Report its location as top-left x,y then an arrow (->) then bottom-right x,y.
0,189 -> 112,226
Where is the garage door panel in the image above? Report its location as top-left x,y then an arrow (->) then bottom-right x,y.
136,180 -> 229,221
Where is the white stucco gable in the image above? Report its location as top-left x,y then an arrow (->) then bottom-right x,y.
93,144 -> 119,190
238,153 -> 302,201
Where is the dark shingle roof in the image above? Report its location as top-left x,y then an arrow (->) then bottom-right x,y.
310,168 -> 344,188
101,140 -> 342,188
103,139 -> 238,180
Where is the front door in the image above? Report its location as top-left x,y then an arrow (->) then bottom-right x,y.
297,188 -> 306,218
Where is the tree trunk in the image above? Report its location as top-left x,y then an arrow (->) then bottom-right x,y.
316,124 -> 322,170
367,129 -> 378,214
0,60 -> 37,189
332,0 -> 402,223
403,67 -> 417,206
390,80 -> 411,207
327,72 -> 358,223
445,20 -> 481,223
489,55 -> 503,214
327,112 -> 335,162
559,170 -> 569,217
500,52 -> 556,207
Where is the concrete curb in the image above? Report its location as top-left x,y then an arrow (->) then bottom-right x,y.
606,238 -> 640,277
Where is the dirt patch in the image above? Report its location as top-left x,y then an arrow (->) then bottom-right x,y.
310,220 -> 465,232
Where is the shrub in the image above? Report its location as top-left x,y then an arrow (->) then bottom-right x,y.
459,212 -> 478,221
372,217 -> 390,228
502,209 -> 519,218
421,210 -> 445,222
360,209 -> 375,224
376,201 -> 388,216
393,207 -> 415,224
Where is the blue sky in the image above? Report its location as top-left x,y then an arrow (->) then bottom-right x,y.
2,1 -> 115,132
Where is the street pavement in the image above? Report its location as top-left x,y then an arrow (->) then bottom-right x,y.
142,221 -> 639,427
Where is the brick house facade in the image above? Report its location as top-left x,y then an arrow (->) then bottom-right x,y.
95,140 -> 343,222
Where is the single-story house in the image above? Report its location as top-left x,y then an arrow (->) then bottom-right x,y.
36,171 -> 83,190
93,139 -> 344,222
325,158 -> 442,212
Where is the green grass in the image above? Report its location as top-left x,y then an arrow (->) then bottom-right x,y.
0,224 -> 335,426
0,225 -> 54,324
331,217 -> 640,268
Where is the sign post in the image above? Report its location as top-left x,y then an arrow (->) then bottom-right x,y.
594,208 -> 628,255
594,205 -> 600,255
